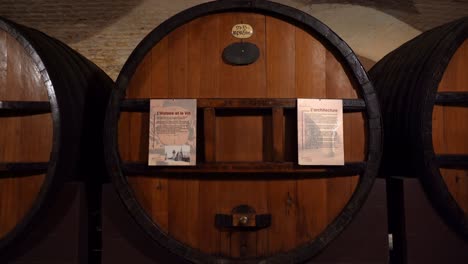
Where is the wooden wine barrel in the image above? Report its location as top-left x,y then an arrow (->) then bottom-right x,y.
0,18 -> 112,253
370,17 -> 468,240
105,1 -> 382,262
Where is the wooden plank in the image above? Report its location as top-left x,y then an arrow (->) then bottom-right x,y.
324,49 -> 361,222
189,15 -> 222,255
218,13 -> 267,98
294,26 -> 329,245
265,15 -> 297,254
117,112 -> 131,167
149,38 -> 170,232
216,12 -> 268,258
165,23 -> 198,248
272,107 -> 285,162
174,21 -> 201,248
204,108 -> 216,163
168,25 -> 189,98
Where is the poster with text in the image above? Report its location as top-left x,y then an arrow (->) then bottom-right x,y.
148,99 -> 196,166
297,99 -> 344,165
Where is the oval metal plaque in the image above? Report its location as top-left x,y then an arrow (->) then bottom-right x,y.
231,24 -> 253,39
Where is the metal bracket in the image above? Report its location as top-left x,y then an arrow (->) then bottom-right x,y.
215,204 -> 271,230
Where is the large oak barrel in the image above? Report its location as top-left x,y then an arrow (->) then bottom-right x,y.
105,1 -> 382,262
0,18 -> 112,253
369,17 -> 468,240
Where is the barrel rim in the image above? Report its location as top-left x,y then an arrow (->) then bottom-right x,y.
420,18 -> 468,240
0,18 -> 61,253
105,0 -> 382,262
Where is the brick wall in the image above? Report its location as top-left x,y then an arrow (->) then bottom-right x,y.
1,0 -> 467,79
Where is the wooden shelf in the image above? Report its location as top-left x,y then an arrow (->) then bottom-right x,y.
435,92 -> 468,106
0,101 -> 51,117
119,98 -> 366,113
436,154 -> 468,169
122,161 -> 366,178
0,162 -> 49,178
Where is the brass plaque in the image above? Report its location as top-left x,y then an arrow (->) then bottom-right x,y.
231,24 -> 253,39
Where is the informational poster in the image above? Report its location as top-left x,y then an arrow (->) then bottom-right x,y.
297,99 -> 344,165
148,99 -> 196,166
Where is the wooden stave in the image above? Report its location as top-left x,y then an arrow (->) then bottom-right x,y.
104,1 -> 383,263
0,18 -> 113,253
369,17 -> 468,240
